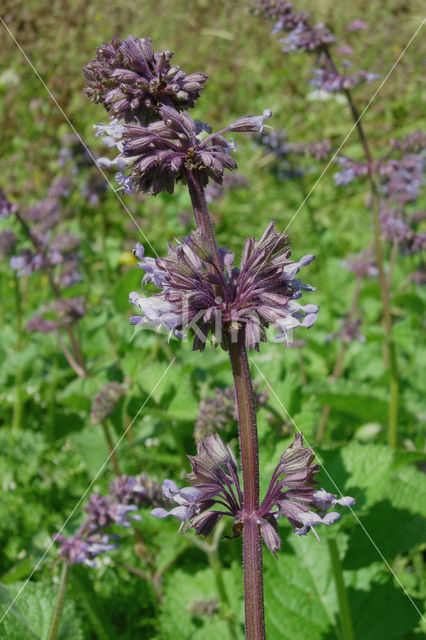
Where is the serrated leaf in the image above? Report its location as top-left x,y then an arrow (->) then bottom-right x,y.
319,442 -> 394,509
264,543 -> 338,640
0,580 -> 83,640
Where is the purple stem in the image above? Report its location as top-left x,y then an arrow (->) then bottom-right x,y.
229,330 -> 265,640
186,172 -> 265,639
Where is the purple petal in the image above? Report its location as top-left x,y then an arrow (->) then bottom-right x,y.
151,508 -> 169,519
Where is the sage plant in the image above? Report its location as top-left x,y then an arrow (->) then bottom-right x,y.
84,35 -> 355,639
253,0 -> 425,447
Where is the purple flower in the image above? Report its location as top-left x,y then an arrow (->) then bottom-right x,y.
341,249 -> 378,278
53,531 -> 119,567
26,297 -> 86,334
84,36 -> 208,124
258,434 -> 355,553
325,316 -> 365,344
129,222 -> 318,350
280,22 -> 336,54
96,107 -> 271,195
347,20 -> 368,31
109,473 -> 170,509
151,434 -> 242,535
84,493 -> 141,530
391,131 -> 426,154
151,433 -> 354,553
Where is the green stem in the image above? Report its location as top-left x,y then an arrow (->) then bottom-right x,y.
12,274 -> 24,431
47,355 -> 59,442
102,421 -> 121,476
371,199 -> 399,447
208,548 -> 239,640
324,48 -> 399,446
46,562 -> 69,640
327,538 -> 355,640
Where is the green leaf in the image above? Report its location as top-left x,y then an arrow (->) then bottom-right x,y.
112,268 -> 143,313
319,441 -> 394,510
160,564 -> 244,640
264,540 -> 338,640
58,377 -> 102,412
305,380 -> 389,422
0,580 -> 83,640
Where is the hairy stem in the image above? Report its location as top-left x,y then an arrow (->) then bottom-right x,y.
327,538 -> 355,640
229,330 -> 265,640
46,561 -> 69,640
186,171 -> 220,266
186,173 -> 264,637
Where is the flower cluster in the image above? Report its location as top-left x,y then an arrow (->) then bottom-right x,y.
129,221 -> 318,351
96,107 -> 271,195
8,178 -> 82,287
109,473 -> 170,509
253,1 -> 335,53
151,433 -> 355,553
341,249 -> 378,278
194,385 -> 268,441
254,1 -> 379,93
90,382 -> 127,425
26,296 -> 86,334
84,36 -> 208,124
54,472 -> 169,567
380,205 -> 426,255
326,316 -> 365,344
310,61 -> 379,94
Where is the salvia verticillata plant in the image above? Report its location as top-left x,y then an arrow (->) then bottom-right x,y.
253,0 -> 425,448
82,34 -> 356,640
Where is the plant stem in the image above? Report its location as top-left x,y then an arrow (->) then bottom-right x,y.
228,330 -> 265,640
327,538 -> 355,640
12,273 -> 24,431
186,171 -> 264,638
208,547 -> 239,640
102,421 -> 121,476
46,561 -> 69,640
324,49 -> 399,446
47,355 -> 59,442
186,171 -> 220,266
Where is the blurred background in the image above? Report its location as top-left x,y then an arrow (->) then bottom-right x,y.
0,1 -> 425,639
